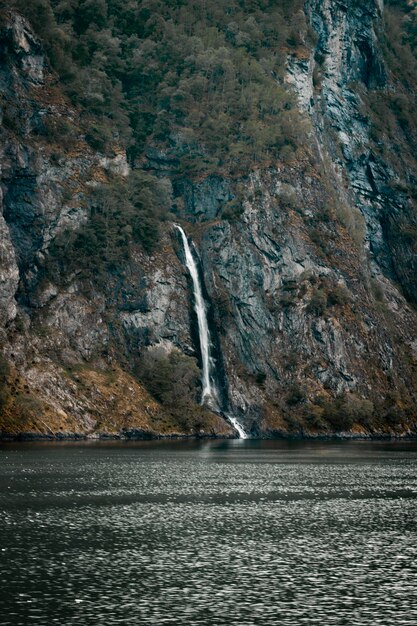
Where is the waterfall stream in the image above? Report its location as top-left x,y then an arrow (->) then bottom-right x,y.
225,414 -> 248,440
175,224 -> 214,406
174,224 -> 248,439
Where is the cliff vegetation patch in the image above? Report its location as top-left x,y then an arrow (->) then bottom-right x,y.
7,0 -> 310,174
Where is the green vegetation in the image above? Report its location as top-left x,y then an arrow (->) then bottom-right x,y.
382,1 -> 417,89
255,371 -> 267,386
279,280 -> 300,308
309,394 -> 375,431
46,171 -> 171,283
34,115 -> 77,148
364,1 -> 417,303
275,274 -> 351,315
0,0 -> 313,281
137,346 -> 211,430
0,354 -> 10,412
367,1 -> 417,163
14,393 -> 45,422
286,383 -> 305,406
9,0 -> 308,174
307,279 -> 351,316
213,286 -> 234,323
303,167 -> 365,254
307,287 -> 327,316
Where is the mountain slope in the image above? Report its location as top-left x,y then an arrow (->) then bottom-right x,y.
0,0 -> 416,439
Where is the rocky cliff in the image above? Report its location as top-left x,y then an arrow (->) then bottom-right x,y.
0,1 -> 416,439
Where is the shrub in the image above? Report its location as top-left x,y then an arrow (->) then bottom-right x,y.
46,170 -> 171,285
304,403 -> 326,429
280,290 -> 298,308
221,198 -> 244,221
286,383 -> 306,406
12,0 -> 308,174
343,394 -> 374,425
14,393 -> 44,420
327,284 -> 350,306
0,354 -> 10,380
278,184 -> 298,211
309,228 -> 329,254
320,393 -> 374,431
336,203 -> 366,247
213,288 -> 233,322
38,116 -> 76,148
312,65 -> 322,89
307,288 -> 327,315
2,104 -> 22,134
137,346 -> 201,416
283,353 -> 298,371
255,372 -> 266,387
381,403 -> 407,426
0,354 -> 10,412
371,279 -> 384,302
322,398 -> 354,430
85,124 -> 114,152
279,279 -> 300,308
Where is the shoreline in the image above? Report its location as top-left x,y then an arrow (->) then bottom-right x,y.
1,431 -> 417,443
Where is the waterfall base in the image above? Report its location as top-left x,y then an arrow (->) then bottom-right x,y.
225,414 -> 248,439
201,395 -> 248,439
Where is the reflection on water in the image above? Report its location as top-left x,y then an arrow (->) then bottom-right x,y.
0,440 -> 416,625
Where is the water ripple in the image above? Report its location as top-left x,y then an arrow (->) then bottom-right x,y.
0,441 -> 416,625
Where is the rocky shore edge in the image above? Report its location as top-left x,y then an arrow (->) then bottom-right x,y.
1,429 -> 416,442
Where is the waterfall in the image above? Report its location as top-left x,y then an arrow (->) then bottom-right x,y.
174,224 -> 248,439
225,414 -> 248,440
175,224 -> 215,407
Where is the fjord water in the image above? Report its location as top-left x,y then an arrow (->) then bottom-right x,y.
1,440 -> 416,626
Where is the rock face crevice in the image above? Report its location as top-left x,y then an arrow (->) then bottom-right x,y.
0,3 -> 416,439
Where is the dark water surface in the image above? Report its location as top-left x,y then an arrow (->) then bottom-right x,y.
0,439 -> 416,625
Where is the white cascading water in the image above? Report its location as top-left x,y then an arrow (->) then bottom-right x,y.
175,224 -> 214,406
174,224 -> 248,439
225,414 -> 248,440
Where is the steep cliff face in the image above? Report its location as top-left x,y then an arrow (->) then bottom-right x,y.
165,0 -> 417,435
0,2 -> 416,439
303,0 -> 417,304
0,11 -> 231,438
